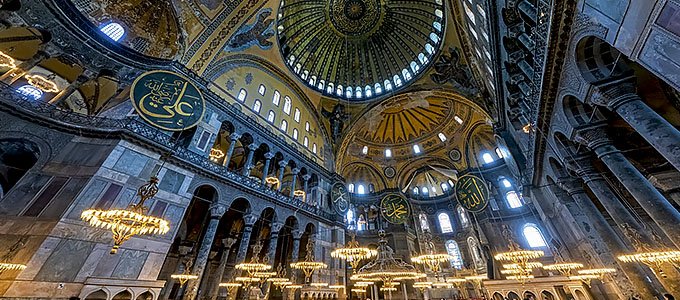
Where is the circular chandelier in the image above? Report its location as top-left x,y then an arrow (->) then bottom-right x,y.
332,233 -> 377,271
310,282 -> 329,288
219,281 -> 242,297
494,226 -> 544,285
170,269 -> 198,286
413,281 -> 433,292
431,282 -> 453,289
81,177 -> 170,254
412,254 -> 453,274
542,262 -> 584,275
290,238 -> 327,282
0,262 -> 26,273
618,251 -> 680,277
569,268 -> 616,286
351,231 -> 426,285
235,241 -> 272,276
351,288 -> 367,294
494,250 -> 545,262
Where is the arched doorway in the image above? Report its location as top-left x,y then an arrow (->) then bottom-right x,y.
0,139 -> 39,199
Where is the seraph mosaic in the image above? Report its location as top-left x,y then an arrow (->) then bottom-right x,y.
225,8 -> 275,51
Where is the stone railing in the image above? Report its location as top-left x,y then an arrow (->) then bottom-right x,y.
0,83 -> 336,222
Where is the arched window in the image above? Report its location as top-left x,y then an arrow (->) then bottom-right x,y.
413,144 -> 421,154
348,183 -> 355,193
385,149 -> 392,158
280,120 -> 288,132
364,86 -> 372,97
402,69 -> 412,81
418,53 -> 429,64
481,152 -> 494,164
440,182 -> 449,192
16,85 -> 43,100
346,209 -> 355,226
506,190 -> 523,208
252,100 -> 262,113
267,110 -> 275,123
421,186 -> 429,194
468,237 -> 484,267
501,178 -> 512,188
413,187 -> 419,195
326,83 -> 334,94
375,83 -> 382,94
305,122 -> 311,132
294,108 -> 301,122
523,223 -> 548,248
463,1 -> 476,24
454,115 -> 463,124
357,214 -> 366,231
237,88 -> 247,102
99,22 -> 125,42
283,97 -> 292,114
357,184 -> 366,194
438,212 -> 453,233
292,129 -> 299,140
495,147 -> 504,158
258,84 -> 266,95
272,91 -> 281,106
312,143 -> 317,154
303,136 -> 309,147
419,213 -> 430,231
448,179 -> 454,187
458,206 -> 469,227
355,86 -> 362,98
384,80 -> 393,91
446,240 -> 464,269
438,133 -> 447,142
362,146 -> 368,155
393,75 -> 403,87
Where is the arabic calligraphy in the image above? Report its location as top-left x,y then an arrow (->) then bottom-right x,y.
380,194 -> 410,224
332,182 -> 350,216
131,70 -> 205,131
455,175 -> 489,212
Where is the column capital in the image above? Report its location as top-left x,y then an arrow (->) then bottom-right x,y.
573,126 -> 612,150
555,176 -> 585,196
229,133 -> 241,141
271,222 -> 284,233
291,168 -> 300,175
222,237 -> 238,249
209,203 -> 227,218
247,143 -> 258,151
591,78 -> 639,111
292,229 -> 304,240
278,161 -> 288,168
302,174 -> 311,181
264,152 -> 274,160
243,213 -> 259,227
563,155 -> 602,183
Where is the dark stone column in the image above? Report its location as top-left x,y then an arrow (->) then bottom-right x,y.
263,222 -> 284,299
592,80 -> 680,172
184,204 -> 227,300
49,72 -> 94,105
261,152 -> 274,185
223,133 -> 241,169
277,161 -> 287,191
575,127 -> 680,248
207,237 -> 238,300
289,230 -> 303,284
302,174 -> 311,203
242,144 -> 258,177
234,213 -> 259,264
289,168 -> 300,199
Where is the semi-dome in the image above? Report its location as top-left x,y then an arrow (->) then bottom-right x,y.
277,0 -> 445,101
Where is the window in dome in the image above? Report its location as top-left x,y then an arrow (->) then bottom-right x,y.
435,9 -> 443,18
523,223 -> 548,248
294,108 -> 301,123
413,187 -> 419,195
348,183 -> 355,193
327,82 -> 334,94
258,84 -> 266,96
283,97 -> 292,115
425,43 -> 435,55
384,80 -> 393,91
99,22 -> 125,42
301,70 -> 308,80
237,89 -> 247,102
435,0 -> 442,4
433,21 -> 442,32
374,83 -> 382,94
293,128 -> 299,140
303,136 -> 309,147
337,85 -> 344,96
440,183 -> 448,191
355,86 -> 362,98
413,144 -> 421,154
345,86 -> 353,98
267,111 -> 275,123
438,213 -> 453,233
429,32 -> 440,43
357,184 -> 366,194
454,115 -> 463,124
305,122 -> 310,132
448,179 -> 454,186
481,152 -> 494,164
477,4 -> 486,19
506,190 -> 523,208
501,178 -> 512,188
252,100 -> 262,113
482,31 -> 490,43
362,146 -> 368,155
309,75 -> 316,86
495,147 -> 505,158
272,90 -> 281,106
446,240 -> 464,269
393,75 -> 402,87
458,206 -> 469,227
464,1 -> 475,24
287,55 -> 295,65
385,149 -> 392,158
438,133 -> 447,142
421,187 -> 428,194
312,143 -> 317,154
418,53 -> 428,65
431,186 -> 437,193
364,86 -> 372,98
294,63 -> 302,74
280,120 -> 288,132
402,69 -> 412,81
16,85 -> 43,100
318,80 -> 325,90
475,48 -> 482,58
468,25 -> 478,40
410,61 -> 419,72
419,213 -> 429,231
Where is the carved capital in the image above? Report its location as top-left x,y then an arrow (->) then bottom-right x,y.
556,177 -> 585,196
229,133 -> 241,141
243,213 -> 259,227
247,143 -> 258,151
278,161 -> 288,168
264,152 -> 274,160
210,203 -> 227,218
591,79 -> 639,111
292,229 -> 304,240
563,155 -> 601,183
222,237 -> 238,249
291,168 -> 300,175
302,174 -> 311,181
271,222 -> 284,233
573,126 -> 611,150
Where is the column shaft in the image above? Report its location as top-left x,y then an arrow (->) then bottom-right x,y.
184,215 -> 223,300
223,136 -> 238,168
261,158 -> 272,185
277,164 -> 286,191
242,146 -> 256,176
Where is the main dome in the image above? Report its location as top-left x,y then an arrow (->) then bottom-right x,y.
277,0 -> 445,101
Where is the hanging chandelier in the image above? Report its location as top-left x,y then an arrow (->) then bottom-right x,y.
0,262 -> 26,273
569,268 -> 616,286
332,232 -> 377,272
0,50 -> 16,69
493,226 -> 544,284
170,268 -> 199,286
81,177 -> 170,254
618,251 -> 680,278
411,231 -> 453,275
351,288 -> 367,294
219,282 -> 242,296
413,281 -> 433,293
543,262 -> 584,275
236,241 -> 272,276
290,238 -> 327,282
265,177 -> 280,187
310,282 -> 329,288
209,148 -> 225,162
24,74 -> 59,93
351,230 -> 426,286
431,282 -> 453,289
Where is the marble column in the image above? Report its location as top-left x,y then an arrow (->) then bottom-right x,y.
263,223 -> 284,299
234,213 -> 259,264
555,177 -> 659,297
184,204 -> 227,300
242,143 -> 258,177
1,50 -> 49,83
302,174 -> 311,202
591,80 -> 680,172
575,127 -> 680,247
223,133 -> 240,168
289,230 -> 303,284
277,161 -> 287,191
49,72 -> 93,105
207,237 -> 238,300
289,168 -> 300,199
261,152 -> 274,185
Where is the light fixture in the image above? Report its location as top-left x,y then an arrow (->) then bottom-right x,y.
413,281 -> 433,292
542,262 -> 584,275
170,269 -> 199,286
446,278 -> 466,284
0,51 -> 16,69
502,262 -> 544,269
380,286 -> 397,292
235,241 -> 272,276
351,288 -> 367,294
431,282 -> 453,289
219,281 -> 242,297
353,281 -> 374,287
493,226 -> 544,284
329,285 -> 345,290
569,268 -> 616,286
506,275 -> 534,281
352,231 -> 426,286
331,233 -> 377,272
500,268 -> 531,275
81,177 -> 170,254
285,284 -> 303,290
293,190 -> 306,199
522,123 -> 533,133
265,176 -> 280,187
25,74 -> 59,93
209,148 -> 224,161
0,262 -> 26,273
310,282 -> 329,288
290,238 -> 327,282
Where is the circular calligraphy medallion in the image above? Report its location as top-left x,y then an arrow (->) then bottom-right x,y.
130,70 -> 205,131
454,174 -> 489,213
384,167 -> 396,179
331,182 -> 350,216
449,149 -> 462,162
380,194 -> 411,224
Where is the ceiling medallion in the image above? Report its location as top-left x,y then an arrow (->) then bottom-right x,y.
328,0 -> 383,36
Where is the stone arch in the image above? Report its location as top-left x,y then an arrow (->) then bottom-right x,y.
211,120 -> 236,167
0,138 -> 40,200
523,290 -> 537,300
135,291 -> 154,300
575,35 -> 631,84
541,290 -> 556,300
492,292 -> 504,300
507,291 -> 520,300
562,95 -> 600,128
112,289 -> 133,300
84,289 -> 109,300
340,161 -> 387,192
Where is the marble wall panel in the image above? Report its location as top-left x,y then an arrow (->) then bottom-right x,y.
113,149 -> 149,177
65,178 -> 107,220
0,173 -> 52,215
111,249 -> 149,279
640,28 -> 680,89
74,243 -> 110,282
34,239 -> 94,282
138,252 -> 166,280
